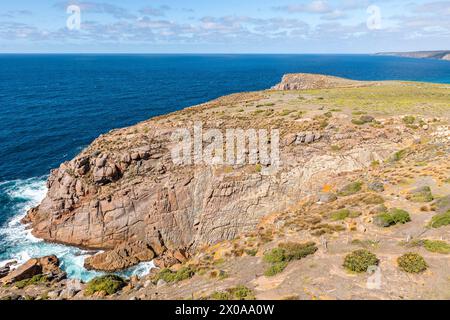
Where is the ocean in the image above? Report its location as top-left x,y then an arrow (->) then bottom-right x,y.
1,54 -> 450,281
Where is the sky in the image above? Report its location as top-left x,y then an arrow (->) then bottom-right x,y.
0,0 -> 449,53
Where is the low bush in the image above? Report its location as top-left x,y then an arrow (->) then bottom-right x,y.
156,267 -> 195,283
408,186 -> 434,203
374,208 -> 411,227
390,208 -> 412,224
263,248 -> 286,263
210,285 -> 255,300
330,209 -> 361,221
402,115 -> 416,125
264,261 -> 288,276
429,211 -> 450,228
343,249 -> 379,273
14,274 -> 48,289
338,182 -> 363,196
263,242 -> 317,276
423,240 -> 450,254
85,275 -> 126,296
397,253 -> 428,273
279,242 -> 318,260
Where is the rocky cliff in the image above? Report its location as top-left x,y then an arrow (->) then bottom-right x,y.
377,50 -> 450,61
2,74 -> 449,300
22,74 -> 448,272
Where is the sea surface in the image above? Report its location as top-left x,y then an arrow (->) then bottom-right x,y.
1,54 -> 450,281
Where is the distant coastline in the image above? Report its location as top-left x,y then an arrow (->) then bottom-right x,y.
376,50 -> 450,61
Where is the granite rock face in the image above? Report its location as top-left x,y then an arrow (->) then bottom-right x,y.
22,75 -> 411,271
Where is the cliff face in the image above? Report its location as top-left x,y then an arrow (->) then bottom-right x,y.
23,74 -> 432,271
377,50 -> 450,61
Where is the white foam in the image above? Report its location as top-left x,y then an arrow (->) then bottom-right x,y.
0,176 -> 155,282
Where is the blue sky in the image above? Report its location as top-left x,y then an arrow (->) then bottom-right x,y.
1,0 -> 449,53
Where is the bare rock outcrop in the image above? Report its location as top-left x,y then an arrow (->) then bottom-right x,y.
271,73 -> 363,90
84,241 -> 157,272
0,255 -> 63,285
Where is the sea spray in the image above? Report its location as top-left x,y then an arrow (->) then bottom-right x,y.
0,177 -> 154,282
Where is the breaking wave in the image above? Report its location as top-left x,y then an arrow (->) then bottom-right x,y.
0,177 -> 154,282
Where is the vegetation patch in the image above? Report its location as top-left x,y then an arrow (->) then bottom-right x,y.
210,285 -> 255,300
423,240 -> 450,254
85,275 -> 126,296
408,186 -> 434,203
390,149 -> 408,162
343,249 -> 379,273
362,193 -> 385,204
263,242 -> 317,276
374,208 -> 411,227
264,261 -> 289,276
402,115 -> 416,125
397,253 -> 428,273
330,209 -> 361,221
429,211 -> 450,228
155,267 -> 195,283
14,274 -> 49,289
352,115 -> 374,125
338,181 -> 363,196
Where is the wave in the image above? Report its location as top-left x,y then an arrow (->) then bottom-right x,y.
0,177 -> 155,282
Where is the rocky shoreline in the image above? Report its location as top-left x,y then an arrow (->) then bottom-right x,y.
1,73 -> 449,300
376,50 -> 450,61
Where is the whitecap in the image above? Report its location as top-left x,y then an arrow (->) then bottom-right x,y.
0,176 -> 155,282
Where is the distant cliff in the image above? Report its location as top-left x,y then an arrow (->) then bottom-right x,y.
376,50 -> 450,61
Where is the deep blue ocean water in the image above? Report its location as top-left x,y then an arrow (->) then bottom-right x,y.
1,54 -> 449,280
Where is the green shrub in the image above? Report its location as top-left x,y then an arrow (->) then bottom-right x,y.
229,285 -> 255,300
263,248 -> 287,263
343,249 -> 379,273
429,211 -> 450,228
390,208 -> 412,224
408,186 -> 433,203
279,242 -> 318,260
390,149 -> 407,162
264,261 -> 288,276
397,253 -> 428,273
362,193 -> 385,204
85,275 -> 126,296
402,115 -> 416,125
352,115 -> 373,125
330,209 -> 350,221
374,212 -> 394,227
244,249 -> 258,256
374,209 -> 411,227
210,291 -> 231,300
211,285 -> 255,300
330,209 -> 361,221
263,242 -> 317,277
423,240 -> 450,254
338,182 -> 363,196
156,267 -> 195,283
14,274 -> 48,289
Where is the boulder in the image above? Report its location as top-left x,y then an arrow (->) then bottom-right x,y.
0,255 -> 63,285
0,267 -> 9,279
84,241 -> 156,272
60,279 -> 83,299
318,193 -> 337,203
0,259 -> 42,285
39,255 -> 61,274
368,181 -> 385,192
